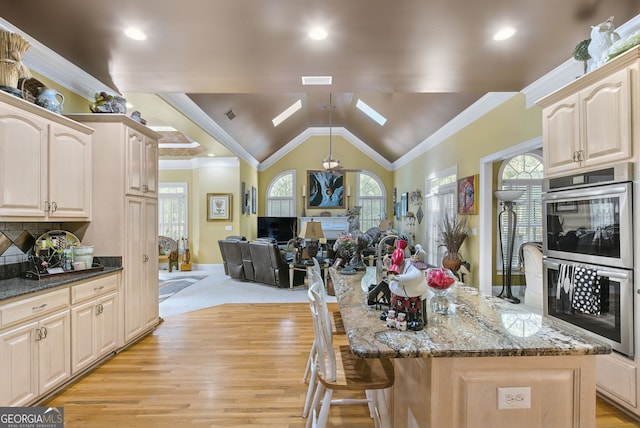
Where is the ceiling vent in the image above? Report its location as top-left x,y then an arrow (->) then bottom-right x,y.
224,109 -> 236,120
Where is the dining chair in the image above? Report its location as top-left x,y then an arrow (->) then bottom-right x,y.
306,278 -> 394,428
303,258 -> 338,417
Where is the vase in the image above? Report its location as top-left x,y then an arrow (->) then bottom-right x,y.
426,267 -> 457,315
442,251 -> 461,271
35,87 -> 64,114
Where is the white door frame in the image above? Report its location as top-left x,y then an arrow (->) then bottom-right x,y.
478,137 -> 542,295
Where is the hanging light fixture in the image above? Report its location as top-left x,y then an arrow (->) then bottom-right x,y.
322,93 -> 340,170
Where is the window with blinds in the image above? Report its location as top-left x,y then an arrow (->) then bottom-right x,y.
497,154 -> 544,270
266,170 -> 296,217
159,182 -> 188,241
356,171 -> 386,231
424,166 -> 457,267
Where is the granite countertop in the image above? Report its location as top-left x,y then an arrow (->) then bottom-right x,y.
0,258 -> 123,302
333,269 -> 611,359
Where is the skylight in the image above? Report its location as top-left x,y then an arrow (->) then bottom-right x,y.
356,99 -> 387,126
272,99 -> 302,127
302,76 -> 332,85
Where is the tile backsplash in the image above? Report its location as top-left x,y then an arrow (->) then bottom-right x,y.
0,222 -> 64,265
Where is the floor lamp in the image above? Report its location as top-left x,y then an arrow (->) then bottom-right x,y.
494,190 -> 524,304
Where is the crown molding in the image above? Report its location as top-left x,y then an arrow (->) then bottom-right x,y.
159,157 -> 239,170
522,13 -> 640,108
158,93 -> 260,169
0,18 -> 114,100
393,92 -> 519,169
258,126 -> 393,172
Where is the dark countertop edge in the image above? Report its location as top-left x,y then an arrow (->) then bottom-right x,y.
0,266 -> 123,302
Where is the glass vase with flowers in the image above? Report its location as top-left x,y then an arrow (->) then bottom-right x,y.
426,267 -> 457,314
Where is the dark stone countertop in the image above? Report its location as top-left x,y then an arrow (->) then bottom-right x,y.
0,257 -> 123,302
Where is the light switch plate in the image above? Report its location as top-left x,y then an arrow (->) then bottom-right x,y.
225,226 -> 232,231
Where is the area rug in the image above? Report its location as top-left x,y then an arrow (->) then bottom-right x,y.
158,276 -> 208,303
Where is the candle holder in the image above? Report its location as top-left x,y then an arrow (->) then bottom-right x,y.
347,195 -> 351,209
301,195 -> 306,217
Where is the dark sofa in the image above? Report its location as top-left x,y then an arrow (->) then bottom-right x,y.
218,237 -> 304,287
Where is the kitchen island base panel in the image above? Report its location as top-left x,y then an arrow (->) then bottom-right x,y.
393,354 -> 596,428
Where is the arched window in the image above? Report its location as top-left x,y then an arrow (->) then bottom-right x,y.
497,153 -> 544,269
356,171 -> 386,231
266,170 -> 296,217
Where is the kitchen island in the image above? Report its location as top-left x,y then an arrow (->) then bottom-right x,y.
332,269 -> 610,428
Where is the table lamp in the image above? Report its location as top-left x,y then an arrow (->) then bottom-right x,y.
299,221 -> 324,265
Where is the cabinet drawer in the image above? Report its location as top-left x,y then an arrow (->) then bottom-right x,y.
0,288 -> 69,327
71,274 -> 118,304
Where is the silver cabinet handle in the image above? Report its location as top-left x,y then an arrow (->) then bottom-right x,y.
32,303 -> 47,313
51,201 -> 57,212
44,201 -> 51,212
94,286 -> 104,293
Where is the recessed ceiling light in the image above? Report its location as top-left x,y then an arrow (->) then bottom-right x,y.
493,27 -> 516,41
124,27 -> 147,41
356,99 -> 387,126
207,153 -> 215,157
302,76 -> 333,85
308,27 -> 328,40
272,99 -> 302,127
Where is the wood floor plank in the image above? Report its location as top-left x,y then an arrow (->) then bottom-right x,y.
43,302 -> 640,427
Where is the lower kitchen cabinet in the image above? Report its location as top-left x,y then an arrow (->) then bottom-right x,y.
0,308 -> 70,406
70,273 -> 119,374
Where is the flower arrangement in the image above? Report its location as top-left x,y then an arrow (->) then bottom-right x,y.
334,233 -> 357,254
426,267 -> 456,290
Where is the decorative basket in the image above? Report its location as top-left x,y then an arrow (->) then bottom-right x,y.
0,30 -> 30,89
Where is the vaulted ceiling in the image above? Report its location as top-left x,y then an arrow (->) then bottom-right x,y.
2,1 -> 639,165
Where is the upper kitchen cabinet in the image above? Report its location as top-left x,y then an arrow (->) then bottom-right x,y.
0,91 -> 92,220
537,46 -> 638,177
125,126 -> 158,198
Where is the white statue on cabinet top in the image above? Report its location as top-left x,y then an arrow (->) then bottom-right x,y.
588,16 -> 621,71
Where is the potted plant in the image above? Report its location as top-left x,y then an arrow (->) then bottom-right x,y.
438,211 -> 468,271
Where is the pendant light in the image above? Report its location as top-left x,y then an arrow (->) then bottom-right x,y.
322,93 -> 340,170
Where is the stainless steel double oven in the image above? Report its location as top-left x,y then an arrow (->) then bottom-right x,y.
542,163 -> 634,357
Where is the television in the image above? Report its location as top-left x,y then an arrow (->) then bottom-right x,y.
257,216 -> 298,243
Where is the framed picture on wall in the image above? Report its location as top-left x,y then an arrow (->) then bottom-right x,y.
307,170 -> 345,209
458,174 -> 478,215
207,193 -> 232,221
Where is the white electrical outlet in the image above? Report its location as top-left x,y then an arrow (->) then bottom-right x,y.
225,225 -> 232,231
497,387 -> 531,409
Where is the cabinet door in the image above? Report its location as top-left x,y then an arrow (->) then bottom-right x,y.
144,137 -> 158,197
125,127 -> 145,196
38,310 -> 71,395
0,103 -> 48,217
123,198 -> 145,342
542,93 -> 581,176
0,321 -> 38,406
48,123 -> 92,219
96,293 -> 117,357
581,67 -> 632,169
142,199 -> 159,329
70,300 -> 97,374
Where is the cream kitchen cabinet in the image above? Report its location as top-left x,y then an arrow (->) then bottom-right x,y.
538,47 -> 636,177
125,126 -> 158,197
66,114 -> 160,346
70,273 -> 119,374
0,91 -> 92,220
0,287 -> 70,406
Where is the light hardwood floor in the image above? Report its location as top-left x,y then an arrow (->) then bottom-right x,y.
44,303 -> 640,427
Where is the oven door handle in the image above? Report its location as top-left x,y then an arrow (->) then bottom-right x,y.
543,185 -> 628,201
543,260 -> 630,280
